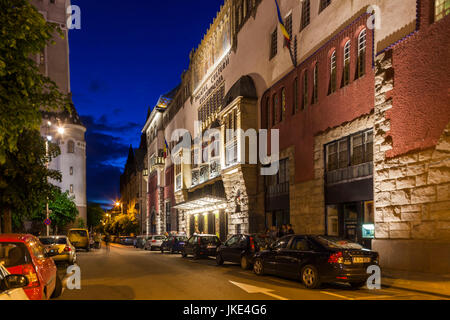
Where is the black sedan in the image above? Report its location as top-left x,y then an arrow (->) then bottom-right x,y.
161,235 -> 188,254
181,234 -> 221,259
253,235 -> 379,289
216,234 -> 265,270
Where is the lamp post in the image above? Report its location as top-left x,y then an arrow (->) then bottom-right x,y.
44,122 -> 65,236
115,201 -> 123,215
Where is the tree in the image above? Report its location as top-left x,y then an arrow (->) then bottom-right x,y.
0,0 -> 69,165
0,130 -> 62,233
32,188 -> 78,234
87,203 -> 105,230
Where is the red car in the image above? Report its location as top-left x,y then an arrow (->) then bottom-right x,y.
0,234 -> 62,300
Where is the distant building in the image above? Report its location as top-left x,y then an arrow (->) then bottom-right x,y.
33,0 -> 87,224
120,134 -> 148,234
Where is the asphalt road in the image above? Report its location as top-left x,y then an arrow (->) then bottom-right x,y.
56,244 -> 445,300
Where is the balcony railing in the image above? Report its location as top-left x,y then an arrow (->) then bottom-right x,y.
150,155 -> 165,170
326,162 -> 373,185
190,157 -> 221,188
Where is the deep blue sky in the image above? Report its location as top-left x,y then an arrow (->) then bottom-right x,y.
68,0 -> 224,207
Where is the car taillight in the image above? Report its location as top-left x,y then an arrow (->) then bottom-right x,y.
22,264 -> 40,288
64,246 -> 71,252
328,252 -> 344,264
250,237 -> 255,252
152,240 -> 156,243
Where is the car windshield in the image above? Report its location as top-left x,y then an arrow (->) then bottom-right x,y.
39,237 -> 55,245
201,237 -> 220,244
154,236 -> 165,240
55,238 -> 67,244
69,230 -> 87,237
0,242 -> 30,268
316,236 -> 364,249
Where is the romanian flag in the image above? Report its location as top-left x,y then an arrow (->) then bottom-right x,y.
164,138 -> 169,158
275,0 -> 290,46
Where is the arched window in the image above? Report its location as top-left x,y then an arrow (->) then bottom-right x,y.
281,88 -> 286,122
68,140 -> 75,154
272,94 -> 277,125
302,70 -> 308,110
357,29 -> 367,78
342,41 -> 351,86
293,78 -> 298,114
329,50 -> 337,94
312,63 -> 319,104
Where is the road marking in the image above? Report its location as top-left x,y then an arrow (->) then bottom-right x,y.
320,291 -> 354,300
229,281 -> 289,300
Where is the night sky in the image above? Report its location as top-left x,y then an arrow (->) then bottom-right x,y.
68,0 -> 224,207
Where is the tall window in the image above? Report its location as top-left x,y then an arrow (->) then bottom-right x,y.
266,97 -> 270,128
435,0 -> 450,21
293,78 -> 298,114
284,14 -> 293,46
281,88 -> 286,122
329,50 -> 337,94
70,184 -> 74,194
70,167 -> 74,176
270,29 -> 277,59
357,29 -> 367,78
272,94 -> 276,126
342,41 -> 351,87
302,70 -> 308,110
312,63 -> 319,104
68,140 -> 75,153
301,0 -> 311,30
319,0 -> 332,13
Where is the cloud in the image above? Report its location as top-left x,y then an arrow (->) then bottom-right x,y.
81,114 -> 142,135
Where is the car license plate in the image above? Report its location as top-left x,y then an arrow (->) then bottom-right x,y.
353,257 -> 371,264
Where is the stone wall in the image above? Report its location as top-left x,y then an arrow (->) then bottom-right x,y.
372,50 -> 450,273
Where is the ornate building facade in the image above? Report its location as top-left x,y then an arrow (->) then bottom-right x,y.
138,0 -> 449,274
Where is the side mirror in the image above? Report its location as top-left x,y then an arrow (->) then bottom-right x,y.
2,274 -> 29,290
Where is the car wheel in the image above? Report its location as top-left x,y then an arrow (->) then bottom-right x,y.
253,258 -> 264,276
193,250 -> 200,260
170,248 -> 174,254
160,248 -> 164,254
350,281 -> 367,289
51,275 -> 63,299
86,246 -> 90,252
181,250 -> 187,258
301,265 -> 321,289
241,256 -> 251,270
216,254 -> 224,266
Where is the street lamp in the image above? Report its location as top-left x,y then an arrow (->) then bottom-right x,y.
114,201 -> 123,215
44,122 -> 65,236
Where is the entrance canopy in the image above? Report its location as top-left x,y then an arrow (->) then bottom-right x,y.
173,196 -> 227,215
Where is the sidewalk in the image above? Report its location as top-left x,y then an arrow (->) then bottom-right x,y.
382,268 -> 450,298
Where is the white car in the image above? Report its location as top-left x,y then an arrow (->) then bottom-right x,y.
0,264 -> 29,300
144,235 -> 166,251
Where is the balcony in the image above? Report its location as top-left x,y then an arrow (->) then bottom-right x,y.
326,162 -> 373,185
190,158 -> 221,188
225,139 -> 238,168
175,174 -> 182,191
150,155 -> 165,171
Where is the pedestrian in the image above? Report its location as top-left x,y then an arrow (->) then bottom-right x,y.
287,224 -> 295,235
105,233 -> 110,252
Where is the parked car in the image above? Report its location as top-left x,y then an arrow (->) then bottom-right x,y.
68,228 -> 90,251
216,234 -> 264,270
119,236 -> 135,246
160,235 -> 188,254
0,264 -> 29,300
181,234 -> 221,259
38,236 -> 77,265
144,235 -> 166,251
134,235 -> 150,249
253,235 -> 379,289
0,234 -> 62,300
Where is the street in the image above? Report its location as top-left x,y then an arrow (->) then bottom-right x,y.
57,244 -> 445,301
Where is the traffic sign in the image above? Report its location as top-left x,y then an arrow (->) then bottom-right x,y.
44,218 -> 52,226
